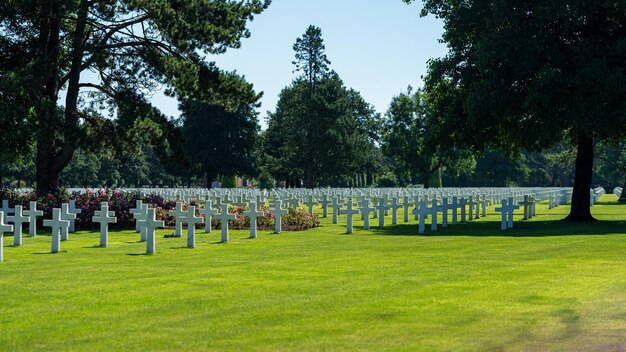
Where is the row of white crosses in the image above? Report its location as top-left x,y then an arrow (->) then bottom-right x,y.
126,198 -> 289,254
269,186 -> 575,234
0,200 -> 87,261
0,186 -> 578,261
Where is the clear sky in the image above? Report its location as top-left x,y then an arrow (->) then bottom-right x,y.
154,0 -> 448,128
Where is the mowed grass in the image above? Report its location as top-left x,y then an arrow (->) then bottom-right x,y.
1,195 -> 626,351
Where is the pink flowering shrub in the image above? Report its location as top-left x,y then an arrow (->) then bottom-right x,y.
0,189 -> 320,232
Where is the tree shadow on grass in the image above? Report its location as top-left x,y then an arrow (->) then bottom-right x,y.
366,220 -> 626,237
32,251 -> 66,254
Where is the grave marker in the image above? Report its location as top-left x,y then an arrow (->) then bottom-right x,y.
24,201 -> 43,237
43,208 -> 69,254
186,206 -> 203,248
200,200 -> 218,233
217,203 -> 236,242
92,202 -> 117,247
7,205 -> 29,247
68,200 -> 82,232
341,201 -> 360,234
243,202 -> 264,239
0,211 -> 14,262
270,199 -> 288,234
60,203 -> 76,241
359,199 -> 374,230
144,208 -> 165,254
170,202 -> 186,237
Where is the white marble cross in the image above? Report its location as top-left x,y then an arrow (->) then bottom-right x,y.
451,197 -> 459,225
60,203 -> 76,241
130,200 -> 145,233
68,200 -> 82,232
479,196 -> 488,217
243,202 -> 264,239
458,197 -> 468,222
319,194 -> 330,218
496,197 -> 519,229
0,211 -> 14,262
92,202 -> 117,247
1,200 -> 14,216
389,197 -> 402,225
440,197 -> 451,228
7,205 -> 29,246
413,200 -> 430,235
359,199 -> 374,230
341,201 -> 360,234
170,202 -> 186,237
24,201 -> 43,237
467,196 -> 479,220
217,203 -> 236,242
304,195 -> 317,215
374,198 -> 390,228
430,199 -> 439,231
494,200 -> 508,231
43,208 -> 69,254
186,206 -> 203,248
200,200 -> 218,233
520,195 -> 534,220
401,197 -> 412,223
144,208 -> 165,254
331,197 -> 342,225
135,204 -> 149,242
270,199 -> 288,234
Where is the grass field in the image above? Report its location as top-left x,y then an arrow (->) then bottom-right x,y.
1,194 -> 625,351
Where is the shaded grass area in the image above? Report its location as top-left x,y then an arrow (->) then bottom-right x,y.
1,194 -> 625,351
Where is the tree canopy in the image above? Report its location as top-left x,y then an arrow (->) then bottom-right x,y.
0,0 -> 269,193
408,0 -> 626,220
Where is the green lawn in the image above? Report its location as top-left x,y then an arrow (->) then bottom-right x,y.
1,194 -> 626,351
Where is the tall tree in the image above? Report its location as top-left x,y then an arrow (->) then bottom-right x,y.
264,73 -> 380,188
292,25 -> 331,94
291,25 -> 331,187
409,0 -> 626,221
382,87 -> 434,186
181,101 -> 259,188
0,0 -> 269,194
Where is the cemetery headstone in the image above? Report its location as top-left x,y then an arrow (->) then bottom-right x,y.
359,199 -> 374,230
243,202 -> 264,239
144,208 -> 165,254
270,199 -> 288,234
24,201 -> 43,237
7,205 -> 29,247
60,203 -> 76,241
218,203 -> 236,243
186,206 -> 203,248
170,202 -> 186,237
0,211 -> 14,262
341,201 -> 360,234
43,208 -> 69,254
92,202 -> 117,247
68,200 -> 82,232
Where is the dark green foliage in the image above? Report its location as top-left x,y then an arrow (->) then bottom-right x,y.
263,26 -> 381,188
181,101 -> 259,187
0,0 -> 269,193
406,0 -> 626,220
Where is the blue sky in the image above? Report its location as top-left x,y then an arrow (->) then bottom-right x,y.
154,0 -> 447,127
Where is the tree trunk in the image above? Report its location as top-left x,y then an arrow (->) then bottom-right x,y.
34,0 -> 89,195
565,132 -> 596,221
619,179 -> 626,202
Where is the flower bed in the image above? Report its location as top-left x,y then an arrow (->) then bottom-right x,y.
0,189 -> 320,232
